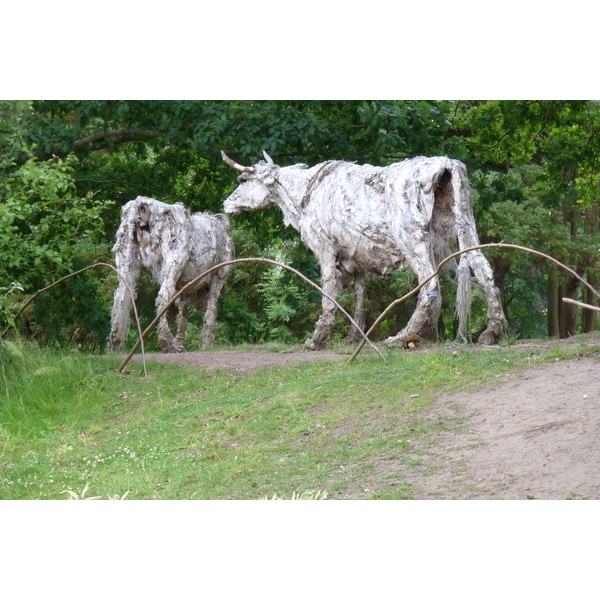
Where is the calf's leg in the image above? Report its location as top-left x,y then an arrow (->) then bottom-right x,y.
106,256 -> 140,352
201,274 -> 227,348
173,297 -> 188,352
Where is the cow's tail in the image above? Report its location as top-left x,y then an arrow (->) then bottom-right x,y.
446,158 -> 507,345
450,160 -> 476,343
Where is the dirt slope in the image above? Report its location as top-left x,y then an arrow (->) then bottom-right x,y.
401,354 -> 600,499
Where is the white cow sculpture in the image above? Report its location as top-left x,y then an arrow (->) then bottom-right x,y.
106,196 -> 234,353
222,151 -> 506,350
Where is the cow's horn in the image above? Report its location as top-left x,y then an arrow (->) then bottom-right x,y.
221,151 -> 255,173
263,150 -> 274,165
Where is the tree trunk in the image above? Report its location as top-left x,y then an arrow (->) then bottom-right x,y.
582,282 -> 599,332
582,205 -> 599,333
493,256 -> 511,313
561,274 -> 580,337
557,203 -> 581,338
547,268 -> 560,338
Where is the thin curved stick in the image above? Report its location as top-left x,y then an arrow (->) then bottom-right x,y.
0,263 -> 147,376
117,257 -> 384,373
348,242 -> 600,364
562,298 -> 600,312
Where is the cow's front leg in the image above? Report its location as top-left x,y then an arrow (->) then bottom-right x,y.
156,312 -> 177,353
201,274 -> 227,348
106,252 -> 141,352
173,297 -> 188,352
155,277 -> 179,353
305,251 -> 339,351
106,278 -> 138,352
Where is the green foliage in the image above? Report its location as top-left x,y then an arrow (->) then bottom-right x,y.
255,244 -> 310,343
459,101 -> 600,336
0,103 -> 114,348
214,236 -> 321,345
0,282 -> 23,330
2,99 -> 600,346
503,271 -> 548,339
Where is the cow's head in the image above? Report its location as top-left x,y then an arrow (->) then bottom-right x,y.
222,151 -> 279,215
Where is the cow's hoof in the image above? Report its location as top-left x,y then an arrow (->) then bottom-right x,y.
304,338 -> 325,351
383,335 -> 405,348
161,345 -> 185,354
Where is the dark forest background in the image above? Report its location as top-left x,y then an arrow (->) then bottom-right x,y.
1,100 -> 598,350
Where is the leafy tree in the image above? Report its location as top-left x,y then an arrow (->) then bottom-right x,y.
455,101 -> 600,337
0,101 -> 112,348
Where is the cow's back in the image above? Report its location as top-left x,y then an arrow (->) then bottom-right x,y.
179,212 -> 233,286
299,158 -> 461,275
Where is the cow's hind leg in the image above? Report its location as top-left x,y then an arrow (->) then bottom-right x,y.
462,251 -> 507,344
385,255 -> 442,348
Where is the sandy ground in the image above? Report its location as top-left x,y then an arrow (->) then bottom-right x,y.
131,333 -> 600,500
131,346 -> 349,374
396,353 -> 600,499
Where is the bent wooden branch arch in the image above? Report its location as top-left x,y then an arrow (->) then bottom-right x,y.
116,257 -> 385,373
0,263 -> 148,376
562,298 -> 600,313
3,244 -> 597,375
349,242 -> 600,364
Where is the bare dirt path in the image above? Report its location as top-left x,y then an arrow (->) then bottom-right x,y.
132,347 -> 349,374
404,354 -> 600,499
133,334 -> 600,500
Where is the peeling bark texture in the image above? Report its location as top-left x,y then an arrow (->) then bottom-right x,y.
223,153 -> 507,350
343,270 -> 367,343
106,197 -> 234,353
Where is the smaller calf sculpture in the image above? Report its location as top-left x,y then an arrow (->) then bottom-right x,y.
106,196 -> 234,353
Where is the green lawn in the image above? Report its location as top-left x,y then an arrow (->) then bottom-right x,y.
1,339 -> 594,500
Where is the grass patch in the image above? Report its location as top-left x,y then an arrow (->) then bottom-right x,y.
1,339 -> 597,500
